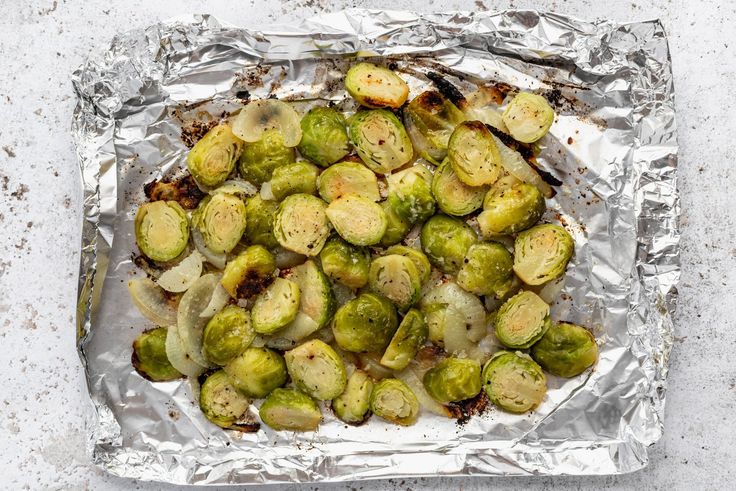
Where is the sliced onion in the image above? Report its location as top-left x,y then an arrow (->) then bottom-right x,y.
467,332 -> 502,365
272,311 -> 319,342
199,282 -> 230,319
464,88 -> 509,134
128,277 -> 177,326
250,335 -> 267,348
421,282 -> 486,342
210,179 -> 257,197
273,246 -> 306,269
177,273 -> 221,368
232,99 -> 302,147
491,134 -> 553,198
156,251 -> 204,293
260,181 -> 275,201
395,366 -> 452,417
165,325 -> 206,376
191,228 -> 226,270
534,276 -> 566,304
264,336 -> 299,351
331,281 -> 355,308
357,352 -> 393,380
443,305 -> 479,355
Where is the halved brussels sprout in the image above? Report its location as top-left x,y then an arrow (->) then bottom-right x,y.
297,106 -> 351,166
269,162 -> 319,201
387,165 -> 436,224
457,242 -> 514,297
403,90 -> 466,164
319,236 -> 370,289
495,290 -> 551,349
348,109 -> 413,174
478,182 -> 545,236
238,129 -> 296,185
202,305 -> 255,365
131,327 -> 182,382
317,160 -> 380,203
431,158 -> 487,216
259,387 -> 321,431
332,369 -> 374,424
368,255 -> 422,311
482,351 -> 547,413
345,62 -> 409,109
530,322 -> 598,377
420,282 -> 486,352
420,214 -> 478,274
333,293 -> 398,353
191,194 -> 247,255
244,194 -> 279,248
370,378 -> 419,426
447,120 -> 502,187
285,339 -> 347,400
187,124 -> 244,188
513,224 -> 574,285
232,99 -> 302,147
274,194 -> 330,256
378,200 -> 411,246
501,92 -> 555,143
221,245 -> 276,299
284,260 -> 336,330
380,309 -> 427,371
199,370 -> 251,429
385,245 -> 431,284
134,201 -> 190,262
326,195 -> 388,246
251,277 -> 301,334
224,347 -> 287,398
422,357 -> 482,404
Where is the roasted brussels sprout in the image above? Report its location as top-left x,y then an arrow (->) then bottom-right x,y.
333,293 -> 399,353
187,124 -> 244,188
297,106 -> 351,166
478,182 -> 545,236
387,165 -> 436,224
259,387 -> 321,431
348,109 -> 413,174
233,99 -> 302,147
403,90 -> 466,164
380,309 -> 427,371
134,201 -> 190,262
378,200 -> 411,246
285,339 -> 347,400
199,370 -> 251,429
530,322 -> 598,377
244,194 -> 279,248
317,160 -> 380,203
286,260 -> 336,330
370,378 -> 419,426
423,357 -> 482,404
501,92 -> 555,143
225,347 -> 287,398
221,245 -> 276,299
238,129 -> 296,185
251,277 -> 301,334
274,194 -> 330,256
368,255 -> 422,311
332,369 -> 373,424
191,193 -> 247,254
132,327 -> 182,382
319,236 -> 370,289
495,290 -> 551,349
385,245 -> 431,284
202,305 -> 255,365
447,120 -> 502,187
269,161 -> 319,201
513,224 -> 574,285
345,62 -> 409,109
482,351 -> 547,413
420,215 -> 477,274
431,158 -> 487,216
457,242 -> 514,297
326,195 -> 387,246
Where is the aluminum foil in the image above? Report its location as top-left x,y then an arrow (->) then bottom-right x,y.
72,9 -> 679,484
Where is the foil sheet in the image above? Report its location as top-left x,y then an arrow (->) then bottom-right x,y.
72,9 -> 679,484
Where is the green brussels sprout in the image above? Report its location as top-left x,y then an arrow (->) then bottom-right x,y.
431,158 -> 487,216
285,260 -> 336,330
513,224 -> 574,285
238,129 -> 296,185
422,357 -> 482,404
244,194 -> 279,248
378,200 -> 411,246
285,339 -> 347,400
530,322 -> 598,377
495,290 -> 551,349
457,242 -> 514,297
221,245 -> 276,299
368,255 -> 422,311
131,327 -> 182,382
447,120 -> 502,187
224,347 -> 287,398
348,109 -> 413,174
420,214 -> 478,274
191,193 -> 247,254
370,378 -> 419,426
326,195 -> 388,246
269,161 -> 319,201
134,201 -> 190,262
403,90 -> 466,164
297,106 -> 351,166
259,387 -> 322,431
380,309 -> 427,371
199,370 -> 251,429
482,351 -> 547,413
501,92 -> 555,143
345,62 -> 409,109
273,194 -> 330,256
332,369 -> 374,424
387,165 -> 436,224
333,293 -> 399,353
385,245 -> 431,284
478,182 -> 545,236
187,124 -> 244,188
232,99 -> 302,147
251,277 -> 301,334
319,236 -> 370,289
317,160 -> 380,203
202,305 -> 255,365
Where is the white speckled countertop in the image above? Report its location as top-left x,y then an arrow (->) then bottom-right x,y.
1,0 -> 734,489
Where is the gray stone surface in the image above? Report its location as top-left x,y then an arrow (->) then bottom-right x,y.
0,0 -> 733,489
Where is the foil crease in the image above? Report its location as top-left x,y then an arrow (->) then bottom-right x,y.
72,10 -> 679,484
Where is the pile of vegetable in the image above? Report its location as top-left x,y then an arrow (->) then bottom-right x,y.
128,62 -> 598,432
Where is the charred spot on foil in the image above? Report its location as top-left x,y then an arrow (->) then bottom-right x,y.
528,159 -> 564,187
132,253 -> 162,278
144,174 -> 205,209
448,391 -> 490,426
235,272 -> 275,300
426,71 -> 466,108
180,120 -> 218,148
230,422 -> 261,433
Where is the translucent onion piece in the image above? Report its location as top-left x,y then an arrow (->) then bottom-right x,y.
443,305 -> 480,355
177,273 -> 221,368
165,325 -> 206,375
331,281 -> 356,308
491,134 -> 553,198
191,228 -> 226,270
128,277 -> 177,326
273,246 -> 306,269
464,89 -> 509,134
534,276 -> 566,304
467,331 -> 502,365
156,251 -> 204,293
260,181 -> 275,201
394,367 -> 452,417
232,99 -> 302,147
272,311 -> 320,342
421,282 -> 486,342
210,179 -> 258,197
199,282 -> 230,319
